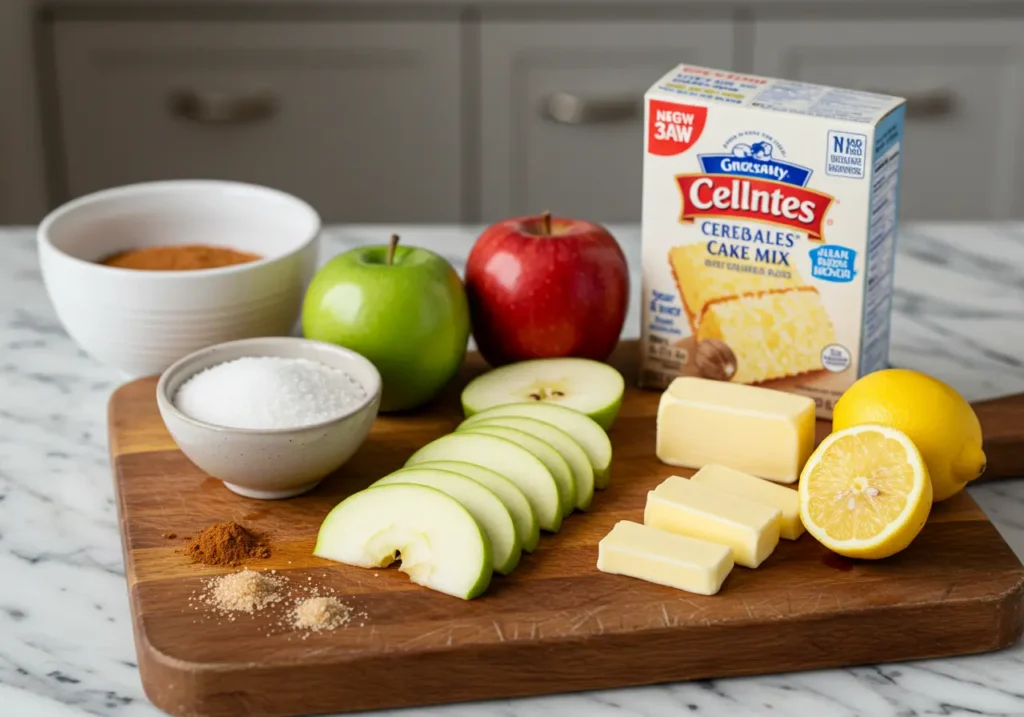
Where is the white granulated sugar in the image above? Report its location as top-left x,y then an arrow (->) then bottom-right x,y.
174,357 -> 367,429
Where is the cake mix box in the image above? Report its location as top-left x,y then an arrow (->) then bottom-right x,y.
640,64 -> 906,417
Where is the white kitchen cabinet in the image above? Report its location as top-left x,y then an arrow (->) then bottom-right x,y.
52,20 -> 463,222
479,20 -> 734,223
752,18 -> 1024,220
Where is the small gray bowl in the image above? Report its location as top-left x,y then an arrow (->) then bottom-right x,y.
156,337 -> 381,500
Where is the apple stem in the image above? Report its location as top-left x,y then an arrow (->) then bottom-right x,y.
541,210 -> 552,236
387,234 -> 400,266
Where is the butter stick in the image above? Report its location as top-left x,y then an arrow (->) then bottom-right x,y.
656,376 -> 816,483
645,476 -> 781,568
597,520 -> 733,595
691,464 -> 805,540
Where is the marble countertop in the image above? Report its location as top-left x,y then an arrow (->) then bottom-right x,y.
3,223 -> 1024,717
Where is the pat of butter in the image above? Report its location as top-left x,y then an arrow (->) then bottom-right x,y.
597,520 -> 733,595
691,464 -> 805,540
645,476 -> 781,568
656,376 -> 816,483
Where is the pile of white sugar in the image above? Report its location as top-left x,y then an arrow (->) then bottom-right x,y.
174,357 -> 367,429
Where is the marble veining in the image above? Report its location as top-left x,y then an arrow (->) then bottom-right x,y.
1,223 -> 1023,717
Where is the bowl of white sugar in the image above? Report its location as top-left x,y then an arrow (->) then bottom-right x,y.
156,337 -> 381,499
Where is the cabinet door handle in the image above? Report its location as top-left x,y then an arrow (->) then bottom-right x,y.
867,88 -> 956,120
542,92 -> 640,125
168,89 -> 279,126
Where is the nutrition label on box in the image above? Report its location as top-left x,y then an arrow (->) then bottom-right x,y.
860,142 -> 901,373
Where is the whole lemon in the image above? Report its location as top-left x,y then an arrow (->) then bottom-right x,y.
832,369 -> 986,502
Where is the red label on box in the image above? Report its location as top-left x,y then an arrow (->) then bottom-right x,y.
647,100 -> 707,156
675,174 -> 834,240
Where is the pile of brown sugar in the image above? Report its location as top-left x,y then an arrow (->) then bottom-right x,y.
197,569 -> 287,617
193,569 -> 366,635
185,521 -> 270,567
292,596 -> 353,633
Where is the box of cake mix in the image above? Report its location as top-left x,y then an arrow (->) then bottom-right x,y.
639,64 -> 906,417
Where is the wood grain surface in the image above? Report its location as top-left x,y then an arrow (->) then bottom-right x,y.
108,343 -> 1024,717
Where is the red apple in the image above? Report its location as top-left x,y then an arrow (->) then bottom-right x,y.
465,212 -> 629,366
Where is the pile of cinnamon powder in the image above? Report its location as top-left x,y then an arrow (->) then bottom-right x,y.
185,521 -> 270,566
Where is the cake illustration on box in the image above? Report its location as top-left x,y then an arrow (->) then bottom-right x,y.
668,245 -> 836,384
640,65 -> 906,417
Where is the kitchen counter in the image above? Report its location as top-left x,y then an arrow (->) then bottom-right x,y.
2,223 -> 1023,717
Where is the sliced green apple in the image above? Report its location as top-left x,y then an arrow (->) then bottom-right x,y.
374,468 -> 521,575
460,403 -> 613,489
461,358 -> 625,430
459,417 -> 594,511
407,433 -> 563,532
459,425 -> 575,518
412,460 -> 539,553
314,483 -> 491,600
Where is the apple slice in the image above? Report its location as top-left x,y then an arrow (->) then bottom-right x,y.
374,468 -> 521,575
459,425 -> 576,518
412,460 -> 540,553
461,358 -> 625,430
460,403 -> 613,489
459,417 -> 594,511
407,433 -> 563,532
314,483 -> 492,600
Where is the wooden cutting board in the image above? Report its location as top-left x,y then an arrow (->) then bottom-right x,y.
108,343 -> 1024,717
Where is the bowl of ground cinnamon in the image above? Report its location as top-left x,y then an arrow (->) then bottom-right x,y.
38,180 -> 321,377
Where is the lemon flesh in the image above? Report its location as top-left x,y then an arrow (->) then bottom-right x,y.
799,425 -> 932,559
833,369 -> 985,502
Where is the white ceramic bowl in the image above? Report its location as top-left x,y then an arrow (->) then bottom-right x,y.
38,180 -> 321,377
156,337 -> 382,500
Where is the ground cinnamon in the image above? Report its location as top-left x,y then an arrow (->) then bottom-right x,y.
100,244 -> 261,271
185,521 -> 270,566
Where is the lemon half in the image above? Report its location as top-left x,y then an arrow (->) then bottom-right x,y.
799,425 -> 932,559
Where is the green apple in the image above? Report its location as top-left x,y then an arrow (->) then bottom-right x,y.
460,417 -> 594,511
303,235 -> 470,412
314,483 -> 492,599
461,358 -> 625,429
407,433 -> 563,532
458,425 -> 575,518
374,468 -> 521,575
459,403 -> 613,488
412,460 -> 539,553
